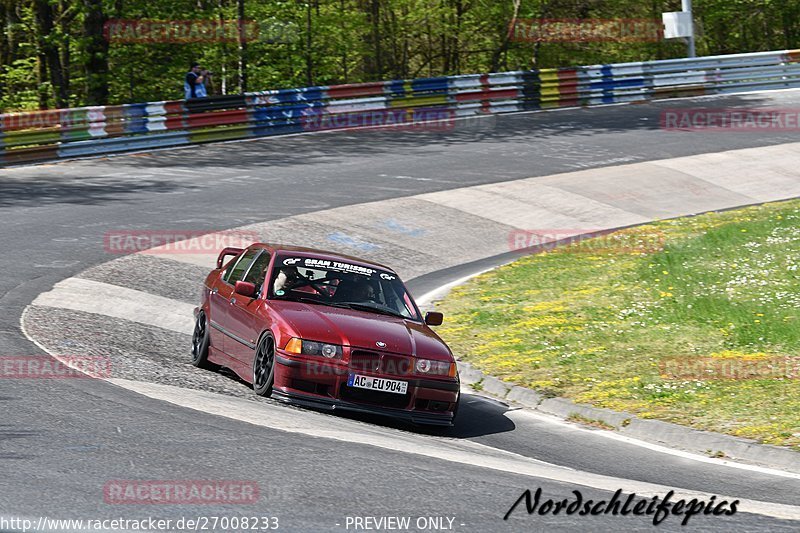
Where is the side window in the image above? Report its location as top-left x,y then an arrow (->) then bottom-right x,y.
244,252 -> 272,293
223,249 -> 259,284
401,293 -> 414,317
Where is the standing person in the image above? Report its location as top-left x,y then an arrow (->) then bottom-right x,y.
184,62 -> 207,99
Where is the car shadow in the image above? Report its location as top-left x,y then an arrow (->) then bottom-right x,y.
438,393 -> 517,438
213,366 -> 516,438
309,392 -> 517,439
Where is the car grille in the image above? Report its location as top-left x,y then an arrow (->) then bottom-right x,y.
350,350 -> 412,377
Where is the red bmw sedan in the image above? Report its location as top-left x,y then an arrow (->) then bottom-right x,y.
192,244 -> 460,426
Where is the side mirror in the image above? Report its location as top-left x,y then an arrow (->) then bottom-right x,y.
234,280 -> 256,298
424,311 -> 443,326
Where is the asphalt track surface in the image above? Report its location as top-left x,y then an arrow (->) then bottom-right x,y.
2,90 -> 800,532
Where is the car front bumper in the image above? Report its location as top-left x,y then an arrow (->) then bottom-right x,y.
273,352 -> 459,426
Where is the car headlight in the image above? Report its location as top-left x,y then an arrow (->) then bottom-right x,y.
285,338 -> 342,359
415,358 -> 456,377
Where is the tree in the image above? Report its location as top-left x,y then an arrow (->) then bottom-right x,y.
1,0 -> 798,112
34,0 -> 68,107
83,0 -> 108,104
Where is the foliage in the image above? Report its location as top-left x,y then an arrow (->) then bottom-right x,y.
1,1 -> 798,111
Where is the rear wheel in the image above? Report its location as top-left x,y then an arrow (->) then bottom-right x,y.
191,311 -> 219,371
253,334 -> 275,397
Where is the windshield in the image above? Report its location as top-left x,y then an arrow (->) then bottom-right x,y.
268,255 -> 421,321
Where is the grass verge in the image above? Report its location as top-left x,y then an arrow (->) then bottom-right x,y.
436,200 -> 800,449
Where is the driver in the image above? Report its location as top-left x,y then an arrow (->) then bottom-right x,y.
273,267 -> 300,294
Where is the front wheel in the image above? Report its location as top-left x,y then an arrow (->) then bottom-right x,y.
191,311 -> 219,371
253,334 -> 275,397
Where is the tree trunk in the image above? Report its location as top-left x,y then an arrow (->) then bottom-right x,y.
531,0 -> 554,68
440,2 -> 449,73
37,54 -> 49,109
490,0 -> 521,72
83,0 -> 109,105
59,0 -> 70,97
359,0 -> 382,79
238,0 -> 247,92
453,0 -> 463,74
34,0 -> 68,107
0,1 -> 7,100
340,0 -> 349,82
426,16 -> 433,77
384,3 -> 399,78
304,0 -> 312,86
4,0 -> 20,63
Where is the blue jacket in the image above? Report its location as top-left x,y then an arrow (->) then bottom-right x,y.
184,72 -> 207,99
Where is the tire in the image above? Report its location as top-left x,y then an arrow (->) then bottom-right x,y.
191,311 -> 219,371
253,334 -> 275,397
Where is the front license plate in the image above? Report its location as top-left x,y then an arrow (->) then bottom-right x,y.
347,373 -> 408,395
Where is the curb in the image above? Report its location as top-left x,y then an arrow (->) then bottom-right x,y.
456,361 -> 800,473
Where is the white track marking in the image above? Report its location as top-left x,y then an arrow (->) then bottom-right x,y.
31,278 -> 194,335
416,269 -> 497,311
390,175 -> 433,181
33,260 -> 80,269
105,378 -> 800,522
466,392 -> 800,481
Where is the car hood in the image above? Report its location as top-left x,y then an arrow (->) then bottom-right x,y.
271,301 -> 452,361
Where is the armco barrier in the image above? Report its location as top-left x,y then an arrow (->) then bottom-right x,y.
2,49 -> 800,166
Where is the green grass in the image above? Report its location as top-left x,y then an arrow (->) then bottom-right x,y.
436,200 -> 800,449
566,413 -> 615,431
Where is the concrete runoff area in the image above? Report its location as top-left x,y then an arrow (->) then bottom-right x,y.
26,140 -> 800,471
7,91 -> 800,528
54,141 -> 800,281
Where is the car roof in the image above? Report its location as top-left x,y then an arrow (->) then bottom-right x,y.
253,243 -> 396,274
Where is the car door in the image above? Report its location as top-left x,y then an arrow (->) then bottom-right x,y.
225,250 -> 273,366
209,248 -> 259,358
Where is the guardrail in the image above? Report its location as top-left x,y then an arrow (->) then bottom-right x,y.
2,49 -> 799,166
